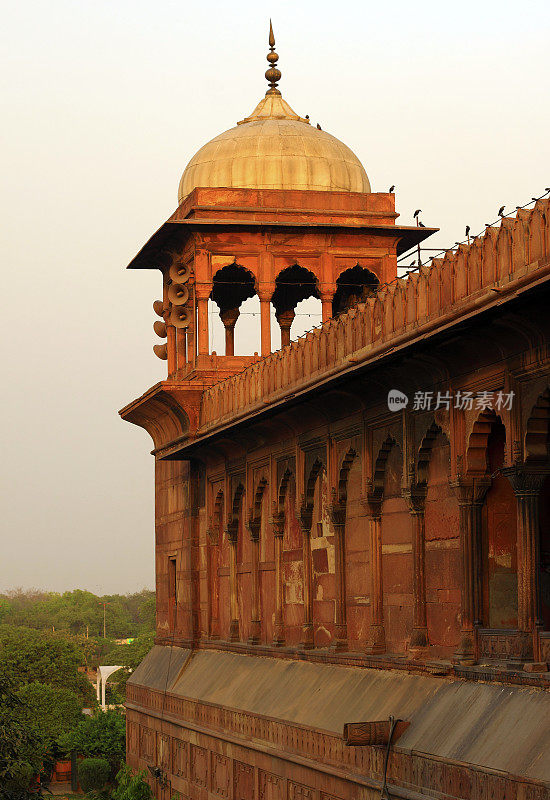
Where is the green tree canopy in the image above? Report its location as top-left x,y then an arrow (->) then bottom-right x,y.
0,625 -> 94,703
16,682 -> 84,752
0,588 -> 155,639
58,709 -> 126,769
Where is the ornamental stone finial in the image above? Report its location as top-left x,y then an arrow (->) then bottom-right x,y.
265,20 -> 281,95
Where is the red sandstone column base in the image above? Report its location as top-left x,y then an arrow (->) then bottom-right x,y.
248,620 -> 261,644
365,623 -> 386,654
273,620 -> 285,646
408,627 -> 429,659
333,624 -> 348,652
229,619 -> 240,642
453,629 -> 476,665
301,623 -> 314,650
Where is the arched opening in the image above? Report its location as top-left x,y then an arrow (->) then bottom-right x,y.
271,265 -> 320,347
210,263 -> 257,356
332,266 -> 379,316
482,419 -> 518,629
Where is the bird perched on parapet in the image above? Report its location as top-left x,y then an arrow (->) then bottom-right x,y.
389,185 -> 395,193
465,225 -> 470,237
498,205 -> 505,216
316,123 -> 322,130
305,114 -> 310,120
419,222 -> 425,227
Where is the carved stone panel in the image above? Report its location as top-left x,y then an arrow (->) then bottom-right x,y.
478,629 -> 532,660
171,738 -> 188,778
211,752 -> 231,798
157,732 -> 170,772
259,770 -> 284,800
288,782 -> 318,800
190,744 -> 208,788
234,760 -> 255,800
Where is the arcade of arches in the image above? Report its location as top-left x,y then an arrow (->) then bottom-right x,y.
155,383 -> 550,665
207,261 -> 379,356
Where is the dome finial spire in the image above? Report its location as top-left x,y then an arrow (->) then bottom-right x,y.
265,20 -> 281,96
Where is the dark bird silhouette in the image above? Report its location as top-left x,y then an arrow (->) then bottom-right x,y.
413,209 -> 421,217
465,225 -> 470,237
316,123 -> 322,130
498,205 -> 505,216
419,221 -> 425,227
389,185 -> 395,193
305,114 -> 310,120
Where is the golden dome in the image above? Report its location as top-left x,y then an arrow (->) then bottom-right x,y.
178,25 -> 370,203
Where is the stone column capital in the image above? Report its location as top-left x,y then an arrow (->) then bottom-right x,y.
246,519 -> 261,542
194,283 -> 212,301
500,465 -> 549,497
270,513 -> 285,538
403,484 -> 427,515
450,476 -> 491,506
220,308 -> 240,329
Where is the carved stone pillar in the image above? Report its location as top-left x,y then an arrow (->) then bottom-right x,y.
272,512 -> 285,646
220,308 -> 240,357
363,494 -> 385,653
176,328 -> 187,371
258,288 -> 272,356
227,527 -> 239,642
404,487 -> 428,652
277,309 -> 295,348
320,290 -> 333,323
247,519 -> 261,644
451,477 -> 490,663
502,466 -> 548,659
299,506 -> 314,649
196,291 -> 210,356
329,503 -> 347,651
167,325 -> 177,376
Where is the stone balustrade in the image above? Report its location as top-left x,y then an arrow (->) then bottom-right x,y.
200,200 -> 550,432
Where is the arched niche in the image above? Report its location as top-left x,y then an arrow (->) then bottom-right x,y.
332,265 -> 379,316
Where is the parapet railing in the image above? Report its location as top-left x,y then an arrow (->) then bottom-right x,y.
200,200 -> 550,431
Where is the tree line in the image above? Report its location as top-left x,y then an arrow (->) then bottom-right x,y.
0,588 -> 157,798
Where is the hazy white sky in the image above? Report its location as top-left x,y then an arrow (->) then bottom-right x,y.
2,0 -> 549,593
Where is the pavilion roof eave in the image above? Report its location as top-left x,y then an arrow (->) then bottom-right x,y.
126,219 -> 438,270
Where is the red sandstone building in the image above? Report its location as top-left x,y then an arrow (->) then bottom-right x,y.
122,29 -> 550,800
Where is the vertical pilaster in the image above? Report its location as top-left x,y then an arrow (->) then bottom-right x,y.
329,504 -> 347,651
404,487 -> 428,652
299,507 -> 314,649
363,493 -> 385,653
227,528 -> 239,641
451,478 -> 490,663
502,466 -> 547,660
272,513 -> 285,645
248,521 -> 261,644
